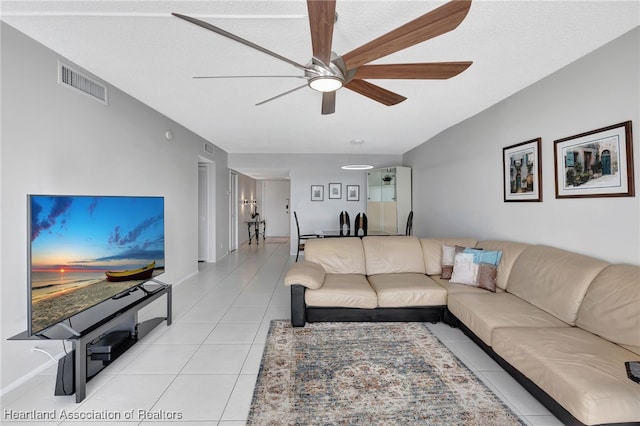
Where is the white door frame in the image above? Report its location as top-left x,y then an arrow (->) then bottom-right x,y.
198,160 -> 216,262
198,163 -> 209,262
229,170 -> 238,252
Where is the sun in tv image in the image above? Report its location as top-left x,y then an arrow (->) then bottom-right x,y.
29,195 -> 165,334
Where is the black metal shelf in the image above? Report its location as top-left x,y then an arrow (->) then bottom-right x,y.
10,283 -> 172,402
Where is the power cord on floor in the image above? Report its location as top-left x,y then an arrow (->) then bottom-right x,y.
31,347 -> 56,362
31,341 -> 71,395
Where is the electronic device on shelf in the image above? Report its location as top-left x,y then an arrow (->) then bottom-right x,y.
87,330 -> 132,362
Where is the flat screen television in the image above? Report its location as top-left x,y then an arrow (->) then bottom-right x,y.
28,195 -> 165,336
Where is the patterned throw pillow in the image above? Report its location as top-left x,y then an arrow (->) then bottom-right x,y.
441,245 -> 457,279
450,248 -> 503,292
441,244 -> 477,279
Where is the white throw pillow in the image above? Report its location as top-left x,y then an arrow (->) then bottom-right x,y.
450,252 -> 479,285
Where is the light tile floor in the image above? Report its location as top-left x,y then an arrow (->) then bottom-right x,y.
1,239 -> 563,425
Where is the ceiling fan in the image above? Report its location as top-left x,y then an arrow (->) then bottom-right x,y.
173,0 -> 472,115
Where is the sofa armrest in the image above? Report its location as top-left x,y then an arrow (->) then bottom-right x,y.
290,285 -> 307,327
284,260 -> 325,290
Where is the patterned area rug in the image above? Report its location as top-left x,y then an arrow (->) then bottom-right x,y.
248,321 -> 525,425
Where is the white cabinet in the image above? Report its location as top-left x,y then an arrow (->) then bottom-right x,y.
367,166 -> 412,234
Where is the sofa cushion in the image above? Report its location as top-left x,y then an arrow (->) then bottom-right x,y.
507,245 -> 610,325
493,327 -> 640,425
362,236 -> 425,275
284,260 -> 325,290
576,264 -> 640,356
367,273 -> 447,307
432,275 -> 506,295
304,237 -> 366,275
419,237 -> 478,275
448,292 -> 569,346
304,274 -> 377,308
450,248 -> 503,292
475,240 -> 530,291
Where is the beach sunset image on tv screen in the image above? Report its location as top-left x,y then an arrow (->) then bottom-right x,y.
29,195 -> 165,335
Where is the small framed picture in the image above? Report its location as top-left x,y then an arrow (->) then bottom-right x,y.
554,121 -> 634,198
329,183 -> 342,199
311,185 -> 324,201
346,185 -> 360,201
503,138 -> 542,202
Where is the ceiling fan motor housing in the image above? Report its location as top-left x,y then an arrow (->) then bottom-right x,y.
305,58 -> 346,92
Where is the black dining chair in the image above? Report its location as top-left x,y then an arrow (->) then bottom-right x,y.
294,211 -> 318,262
339,211 -> 351,236
354,212 -> 368,237
405,211 -> 414,236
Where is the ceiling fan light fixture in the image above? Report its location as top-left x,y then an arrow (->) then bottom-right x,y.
341,140 -> 373,170
341,164 -> 374,170
306,59 -> 345,93
309,76 -> 343,92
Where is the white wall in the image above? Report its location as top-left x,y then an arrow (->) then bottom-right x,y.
404,28 -> 640,265
0,23 -> 229,392
229,153 -> 402,255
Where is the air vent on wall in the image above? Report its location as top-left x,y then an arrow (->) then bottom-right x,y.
58,61 -> 108,105
204,142 -> 215,156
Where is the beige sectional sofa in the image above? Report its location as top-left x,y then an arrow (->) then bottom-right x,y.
286,236 -> 447,324
284,235 -> 640,426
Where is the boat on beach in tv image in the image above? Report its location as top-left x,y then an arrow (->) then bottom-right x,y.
29,195 -> 165,335
105,261 -> 156,282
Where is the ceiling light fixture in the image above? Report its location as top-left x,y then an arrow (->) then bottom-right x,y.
306,59 -> 345,93
341,139 -> 373,170
341,164 -> 374,170
308,76 -> 343,92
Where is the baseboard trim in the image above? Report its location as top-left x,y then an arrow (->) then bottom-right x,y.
0,350 -> 63,397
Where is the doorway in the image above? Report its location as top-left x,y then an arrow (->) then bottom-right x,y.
602,150 -> 611,175
261,180 -> 291,237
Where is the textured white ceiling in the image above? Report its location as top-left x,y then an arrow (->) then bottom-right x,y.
2,1 -> 639,155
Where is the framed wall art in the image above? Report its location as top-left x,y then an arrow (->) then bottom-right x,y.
310,185 -> 324,201
503,138 -> 542,202
554,121 -> 634,198
346,185 -> 360,201
329,183 -> 342,199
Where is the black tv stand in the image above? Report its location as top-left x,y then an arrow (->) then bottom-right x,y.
53,322 -> 81,337
10,283 -> 171,402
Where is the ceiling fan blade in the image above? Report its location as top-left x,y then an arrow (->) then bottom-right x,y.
255,84 -> 308,106
321,91 -> 336,115
341,0 -> 472,70
344,79 -> 407,106
352,61 -> 472,80
172,13 -> 308,71
307,0 -> 336,66
193,75 -> 306,80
